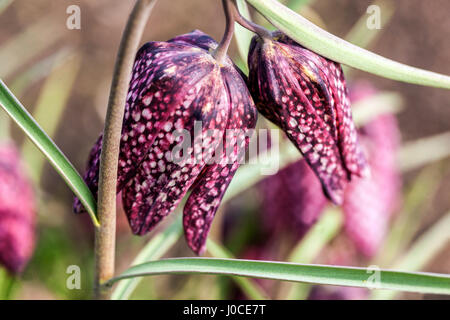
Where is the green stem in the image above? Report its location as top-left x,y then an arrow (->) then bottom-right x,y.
207,239 -> 270,300
246,0 -> 450,89
95,0 -> 157,299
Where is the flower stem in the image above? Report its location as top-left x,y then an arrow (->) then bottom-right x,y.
213,0 -> 235,64
231,0 -> 272,39
214,0 -> 271,63
94,0 -> 156,300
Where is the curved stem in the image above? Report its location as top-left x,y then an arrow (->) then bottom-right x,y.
213,0 -> 271,63
95,0 -> 157,299
231,0 -> 272,39
213,0 -> 235,63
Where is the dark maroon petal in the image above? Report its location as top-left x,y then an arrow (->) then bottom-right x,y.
73,41 -> 215,213
248,33 -> 367,204
168,29 -> 218,52
183,68 -> 257,254
123,69 -> 230,235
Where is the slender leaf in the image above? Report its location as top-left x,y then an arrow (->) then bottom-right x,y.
246,0 -> 450,89
287,0 -> 313,11
345,0 -> 395,49
207,239 -> 269,300
0,80 -> 99,226
372,212 -> 450,299
111,216 -> 183,300
375,165 -> 445,267
108,258 -> 450,295
234,0 -> 253,71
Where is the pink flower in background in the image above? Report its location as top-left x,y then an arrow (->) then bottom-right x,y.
0,144 -> 36,274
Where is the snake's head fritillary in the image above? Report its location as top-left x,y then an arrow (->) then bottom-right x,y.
0,144 -> 36,274
74,30 -> 257,254
248,31 -> 368,204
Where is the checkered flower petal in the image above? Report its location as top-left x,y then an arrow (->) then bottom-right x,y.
0,144 -> 35,274
183,68 -> 257,254
74,31 -> 257,255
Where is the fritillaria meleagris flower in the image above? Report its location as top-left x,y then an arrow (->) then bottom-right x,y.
258,82 -> 401,257
248,31 -> 367,204
0,143 -> 36,274
343,82 -> 401,257
74,30 -> 257,254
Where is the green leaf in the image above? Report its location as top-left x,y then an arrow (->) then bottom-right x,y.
245,0 -> 450,89
206,239 -> 270,300
397,131 -> 450,171
283,208 -> 342,299
372,212 -> 450,299
234,0 -> 253,71
286,0 -> 313,11
0,80 -> 99,226
111,216 -> 183,300
107,257 -> 450,295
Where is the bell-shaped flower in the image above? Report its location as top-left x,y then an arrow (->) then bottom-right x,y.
74,30 -> 257,254
258,82 -> 401,257
248,31 -> 367,204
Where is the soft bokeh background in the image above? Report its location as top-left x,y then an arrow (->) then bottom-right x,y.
0,0 -> 449,299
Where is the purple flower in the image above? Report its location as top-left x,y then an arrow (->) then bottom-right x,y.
248,31 -> 367,204
74,30 -> 257,254
0,144 -> 36,274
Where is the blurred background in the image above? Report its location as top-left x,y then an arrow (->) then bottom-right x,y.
0,0 -> 449,299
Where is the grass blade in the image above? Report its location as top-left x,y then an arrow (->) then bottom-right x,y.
207,239 -> 270,300
0,80 -> 99,226
372,212 -> 450,299
108,257 -> 450,295
111,215 -> 183,300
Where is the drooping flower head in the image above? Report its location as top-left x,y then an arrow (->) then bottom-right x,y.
258,81 -> 401,257
248,31 -> 367,204
74,30 -> 257,254
0,143 -> 36,274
